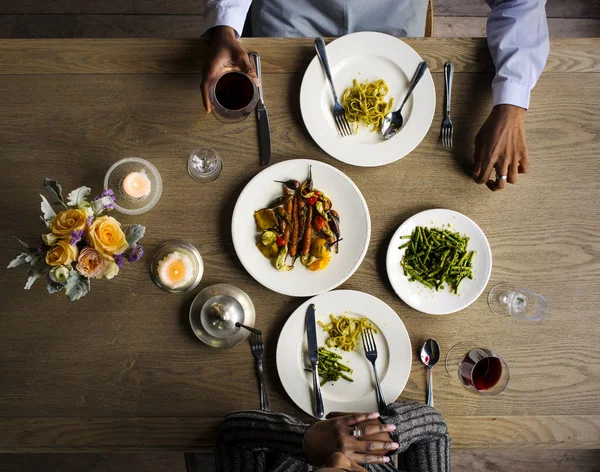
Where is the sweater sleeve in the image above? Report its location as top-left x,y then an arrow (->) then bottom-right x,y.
379,402 -> 450,472
214,410 -> 309,472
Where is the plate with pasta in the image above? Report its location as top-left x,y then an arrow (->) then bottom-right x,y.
276,290 -> 412,417
300,31 -> 435,167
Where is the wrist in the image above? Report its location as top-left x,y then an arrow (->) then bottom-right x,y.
209,25 -> 237,43
493,104 -> 526,120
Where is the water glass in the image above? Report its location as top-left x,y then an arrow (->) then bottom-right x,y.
488,283 -> 549,321
188,148 -> 223,183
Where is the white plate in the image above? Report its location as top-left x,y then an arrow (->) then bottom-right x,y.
300,32 -> 436,167
276,290 -> 412,418
386,209 -> 493,315
231,159 -> 370,297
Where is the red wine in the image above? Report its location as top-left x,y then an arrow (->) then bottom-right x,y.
214,72 -> 255,111
460,351 -> 503,391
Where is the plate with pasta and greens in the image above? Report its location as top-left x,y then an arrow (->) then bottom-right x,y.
300,31 -> 435,167
276,290 -> 412,417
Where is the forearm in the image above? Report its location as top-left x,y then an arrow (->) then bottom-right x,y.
486,0 -> 549,109
200,0 -> 253,37
215,410 -> 309,471
380,402 -> 450,472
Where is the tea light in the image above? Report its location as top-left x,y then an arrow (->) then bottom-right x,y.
122,171 -> 151,199
157,251 -> 194,289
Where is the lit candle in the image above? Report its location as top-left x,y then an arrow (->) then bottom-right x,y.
122,171 -> 151,199
157,251 -> 194,289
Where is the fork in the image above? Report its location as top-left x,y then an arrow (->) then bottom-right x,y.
249,332 -> 271,411
440,61 -> 454,148
361,329 -> 387,413
314,37 -> 353,137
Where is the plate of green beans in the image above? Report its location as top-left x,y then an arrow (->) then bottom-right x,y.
386,209 -> 492,315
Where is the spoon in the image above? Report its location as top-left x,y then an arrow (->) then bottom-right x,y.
381,61 -> 429,140
420,338 -> 440,407
235,322 -> 262,335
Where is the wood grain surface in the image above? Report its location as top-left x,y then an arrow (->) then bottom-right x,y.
0,38 -> 599,451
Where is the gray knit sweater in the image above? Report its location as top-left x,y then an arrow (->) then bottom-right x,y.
186,401 -> 450,472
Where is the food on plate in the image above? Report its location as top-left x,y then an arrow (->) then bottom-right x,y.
318,314 -> 378,352
317,347 -> 353,386
342,79 -> 394,133
254,166 -> 341,272
399,226 -> 476,294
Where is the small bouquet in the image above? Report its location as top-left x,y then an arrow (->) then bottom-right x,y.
8,179 -> 146,301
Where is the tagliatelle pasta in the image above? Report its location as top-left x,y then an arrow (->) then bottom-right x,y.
317,314 -> 378,352
342,79 -> 394,133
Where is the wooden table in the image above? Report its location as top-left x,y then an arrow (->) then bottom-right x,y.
0,38 -> 599,452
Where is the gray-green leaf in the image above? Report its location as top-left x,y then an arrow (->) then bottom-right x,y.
40,194 -> 56,224
66,186 -> 91,207
14,236 -> 33,252
25,275 -> 39,290
123,224 -> 146,247
47,281 -> 65,294
8,253 -> 29,269
43,178 -> 65,205
65,269 -> 90,301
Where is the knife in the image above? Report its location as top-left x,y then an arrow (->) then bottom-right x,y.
306,303 -> 324,418
250,52 -> 271,166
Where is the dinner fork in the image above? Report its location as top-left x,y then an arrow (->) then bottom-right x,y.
361,329 -> 387,413
440,61 -> 454,148
314,37 -> 353,137
249,332 -> 271,411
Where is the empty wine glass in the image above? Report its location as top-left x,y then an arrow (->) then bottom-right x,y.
445,342 -> 510,396
188,148 -> 223,183
488,283 -> 549,321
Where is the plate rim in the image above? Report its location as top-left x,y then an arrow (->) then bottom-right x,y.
231,159 -> 372,297
299,31 -> 436,167
276,289 -> 412,417
385,208 -> 493,315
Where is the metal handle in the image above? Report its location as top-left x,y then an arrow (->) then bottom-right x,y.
312,367 -> 324,418
250,52 -> 264,103
256,360 -> 270,411
372,366 -> 387,413
427,368 -> 434,407
444,61 -> 454,117
314,37 -> 339,104
398,61 -> 428,114
235,322 -> 262,335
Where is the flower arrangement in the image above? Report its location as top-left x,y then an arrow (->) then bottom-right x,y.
8,179 -> 146,301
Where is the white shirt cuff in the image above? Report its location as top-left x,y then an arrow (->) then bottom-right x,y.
492,80 -> 531,110
199,6 -> 247,38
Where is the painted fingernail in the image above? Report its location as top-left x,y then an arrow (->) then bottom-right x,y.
385,424 -> 396,431
368,412 -> 380,419
391,442 -> 400,449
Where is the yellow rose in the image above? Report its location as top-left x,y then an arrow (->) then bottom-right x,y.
88,216 -> 128,259
45,240 -> 79,266
50,209 -> 87,238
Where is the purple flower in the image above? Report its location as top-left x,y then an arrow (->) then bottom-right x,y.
35,237 -> 46,255
70,230 -> 84,246
102,188 -> 117,202
126,244 -> 144,263
114,253 -> 125,268
87,216 -> 94,226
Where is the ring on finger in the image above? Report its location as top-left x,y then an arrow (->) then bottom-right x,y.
496,174 -> 507,181
352,427 -> 362,438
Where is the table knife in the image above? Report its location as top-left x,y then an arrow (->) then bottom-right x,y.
250,52 -> 271,166
306,303 -> 324,418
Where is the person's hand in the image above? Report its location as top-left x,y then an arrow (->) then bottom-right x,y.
318,452 -> 367,472
303,412 -> 398,466
201,26 -> 259,114
473,104 -> 529,191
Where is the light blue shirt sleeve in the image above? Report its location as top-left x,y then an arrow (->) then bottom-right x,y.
486,0 -> 550,110
200,0 -> 253,37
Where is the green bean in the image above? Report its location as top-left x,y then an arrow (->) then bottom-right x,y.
400,226 -> 476,295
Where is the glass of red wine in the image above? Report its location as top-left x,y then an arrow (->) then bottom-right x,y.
445,342 -> 510,396
209,71 -> 259,122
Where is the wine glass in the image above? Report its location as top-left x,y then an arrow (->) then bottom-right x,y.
488,283 -> 549,321
208,71 -> 259,123
445,342 -> 510,396
188,148 -> 223,183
